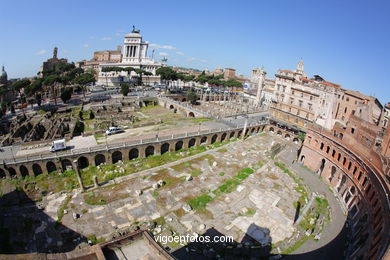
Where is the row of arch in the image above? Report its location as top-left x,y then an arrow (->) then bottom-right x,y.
299,132 -> 387,260
162,101 -> 196,118
267,126 -> 300,143
0,125 -> 271,179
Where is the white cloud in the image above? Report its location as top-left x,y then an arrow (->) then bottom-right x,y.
150,43 -> 162,48
83,44 -> 89,48
114,32 -> 123,37
175,51 -> 184,55
187,57 -> 208,63
162,45 -> 176,50
63,49 -> 70,54
101,37 -> 112,41
159,52 -> 169,56
150,43 -> 176,50
35,49 -> 46,55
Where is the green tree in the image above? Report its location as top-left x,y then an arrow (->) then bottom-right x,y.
73,73 -> 96,99
156,67 -> 178,86
120,83 -> 130,96
12,79 -> 31,93
35,93 -> 42,107
43,74 -> 61,105
60,88 -> 73,103
186,90 -> 198,105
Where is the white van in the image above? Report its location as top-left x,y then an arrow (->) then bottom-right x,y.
50,139 -> 66,152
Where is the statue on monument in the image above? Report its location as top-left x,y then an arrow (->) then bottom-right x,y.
132,25 -> 140,33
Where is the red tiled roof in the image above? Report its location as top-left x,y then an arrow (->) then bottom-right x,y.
320,81 -> 341,89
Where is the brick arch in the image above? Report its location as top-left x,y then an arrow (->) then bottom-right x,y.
211,134 -> 218,144
46,161 -> 57,174
112,151 -> 123,164
188,112 -> 195,117
229,131 -> 235,139
61,159 -> 72,171
95,154 -> 106,166
221,132 -> 227,142
7,167 -> 17,177
77,156 -> 89,169
20,165 -> 29,177
161,143 -> 170,154
0,168 -> 6,178
129,148 -> 139,160
32,163 -> 43,176
145,145 -> 155,157
188,138 -> 196,148
200,136 -> 207,144
175,141 -> 183,151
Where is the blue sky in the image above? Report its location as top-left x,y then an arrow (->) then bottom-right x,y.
1,0 -> 389,103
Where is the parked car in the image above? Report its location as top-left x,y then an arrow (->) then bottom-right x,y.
105,127 -> 124,135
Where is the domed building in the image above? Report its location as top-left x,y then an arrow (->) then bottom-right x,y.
0,65 -> 8,85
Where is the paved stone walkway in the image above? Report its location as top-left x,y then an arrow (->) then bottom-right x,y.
277,142 -> 348,259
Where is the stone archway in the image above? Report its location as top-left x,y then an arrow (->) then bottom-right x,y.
285,133 -> 291,140
32,164 -> 43,176
77,156 -> 89,169
145,146 -> 155,157
112,151 -> 123,164
293,137 -> 299,144
277,130 -> 282,136
161,143 -> 170,154
175,141 -> 183,151
329,166 -> 336,182
188,138 -> 196,148
188,112 -> 195,117
300,155 -> 305,164
318,159 -> 325,175
200,136 -> 207,144
229,132 -> 235,139
169,105 -> 174,109
46,161 -> 57,174
221,133 -> 227,142
20,165 -> 29,177
129,148 -> 139,160
269,127 -> 274,133
211,134 -> 217,144
0,168 -> 6,178
95,154 -> 106,166
61,159 -> 72,171
7,167 -> 17,177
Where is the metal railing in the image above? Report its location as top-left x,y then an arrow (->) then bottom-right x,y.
0,120 -> 269,165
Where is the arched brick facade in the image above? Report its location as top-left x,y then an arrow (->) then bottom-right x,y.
299,128 -> 389,260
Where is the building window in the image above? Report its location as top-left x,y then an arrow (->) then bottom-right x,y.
310,96 -> 313,101
299,100 -> 303,107
351,128 -> 355,134
346,97 -> 349,102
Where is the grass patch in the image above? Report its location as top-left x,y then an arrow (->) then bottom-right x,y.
275,162 -> 308,212
189,169 -> 202,177
84,191 -> 106,205
57,195 -> 72,222
219,172 -> 225,176
86,235 -> 106,245
281,235 -> 310,254
246,208 -> 256,216
187,194 -> 213,210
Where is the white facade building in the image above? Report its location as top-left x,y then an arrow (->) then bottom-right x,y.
98,28 -> 162,86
